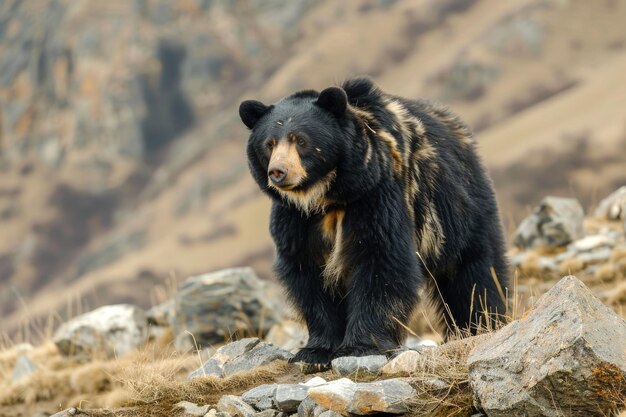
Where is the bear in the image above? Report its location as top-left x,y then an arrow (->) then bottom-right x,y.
239,77 -> 509,366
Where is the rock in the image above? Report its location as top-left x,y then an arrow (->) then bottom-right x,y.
307,378 -> 415,415
330,355 -> 388,377
254,411 -> 282,417
404,336 -> 437,350
514,197 -> 584,249
50,409 -> 86,417
243,379 -> 326,413
12,355 -> 38,383
53,304 -> 148,358
172,268 -> 285,351
188,338 -> 292,379
577,247 -> 612,264
594,186 -> 626,220
147,299 -> 174,327
275,384 -> 308,413
265,320 -> 308,353
223,342 -> 293,377
242,384 -> 277,411
297,398 -> 326,417
570,234 -> 614,253
302,376 -> 327,387
468,276 -> 626,417
381,350 -> 422,375
175,401 -> 210,416
204,411 -> 231,417
217,395 -> 257,417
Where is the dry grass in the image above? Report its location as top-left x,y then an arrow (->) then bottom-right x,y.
119,356 -> 291,407
0,334 -> 300,416
405,335 -> 489,417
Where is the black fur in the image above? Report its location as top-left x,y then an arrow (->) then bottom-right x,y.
240,77 -> 509,366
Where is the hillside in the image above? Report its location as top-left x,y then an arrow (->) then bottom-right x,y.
2,0 -> 626,338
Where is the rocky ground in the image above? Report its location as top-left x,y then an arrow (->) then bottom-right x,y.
3,0 -> 626,338
0,187 -> 625,417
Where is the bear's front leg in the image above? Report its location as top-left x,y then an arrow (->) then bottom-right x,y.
334,183 -> 423,358
270,203 -> 346,367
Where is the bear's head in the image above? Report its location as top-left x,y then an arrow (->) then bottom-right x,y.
240,86 -> 357,214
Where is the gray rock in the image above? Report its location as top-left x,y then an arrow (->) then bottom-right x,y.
242,384 -> 277,410
223,342 -> 293,376
404,336 -> 437,351
468,276 -> 626,417
53,304 -> 148,358
243,380 -> 325,413
190,357 -> 224,378
569,234 -> 614,253
50,409 -> 86,417
307,378 -> 415,415
146,299 -> 174,327
175,401 -> 210,416
219,338 -> 262,358
254,411 -> 282,417
189,338 -> 292,379
172,268 -> 285,351
204,411 -> 231,417
594,186 -> 626,220
217,395 -> 257,417
302,376 -> 327,387
297,398 -> 323,417
331,355 -> 388,377
553,248 -> 578,263
514,196 -> 584,249
12,355 -> 38,383
577,246 -> 612,264
275,384 -> 308,412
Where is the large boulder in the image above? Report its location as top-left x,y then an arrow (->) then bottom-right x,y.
513,197 -> 584,249
468,276 -> 626,417
171,268 -> 285,351
53,304 -> 148,358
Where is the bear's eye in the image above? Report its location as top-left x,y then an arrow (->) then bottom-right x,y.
266,140 -> 274,150
297,137 -> 306,147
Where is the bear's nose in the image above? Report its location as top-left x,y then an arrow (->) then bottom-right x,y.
268,167 -> 287,184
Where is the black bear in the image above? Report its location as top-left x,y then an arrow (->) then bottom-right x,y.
239,77 -> 508,366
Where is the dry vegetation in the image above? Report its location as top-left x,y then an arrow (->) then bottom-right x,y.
0,332 -> 487,417
0,333 -> 302,417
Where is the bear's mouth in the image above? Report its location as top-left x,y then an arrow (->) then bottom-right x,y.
274,183 -> 298,191
267,177 -> 302,192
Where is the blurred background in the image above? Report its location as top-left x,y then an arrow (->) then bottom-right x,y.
1,0 -> 625,339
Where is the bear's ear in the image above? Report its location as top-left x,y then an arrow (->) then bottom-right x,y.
315,87 -> 348,117
239,100 -> 270,129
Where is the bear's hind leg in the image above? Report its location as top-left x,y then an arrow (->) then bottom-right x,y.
433,252 -> 507,337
